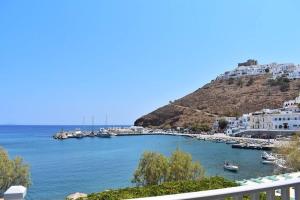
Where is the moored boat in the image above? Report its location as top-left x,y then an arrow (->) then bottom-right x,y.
224,161 -> 239,172
262,160 -> 275,165
226,140 -> 238,144
261,151 -> 276,161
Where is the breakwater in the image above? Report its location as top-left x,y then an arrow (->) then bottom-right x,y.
53,128 -> 278,151
53,128 -> 191,140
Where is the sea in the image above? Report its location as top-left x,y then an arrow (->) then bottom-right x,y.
0,125 -> 274,200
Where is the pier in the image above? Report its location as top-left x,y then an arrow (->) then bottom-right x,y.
52,127 -> 193,140
53,128 -> 282,151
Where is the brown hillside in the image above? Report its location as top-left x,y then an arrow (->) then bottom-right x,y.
134,75 -> 300,128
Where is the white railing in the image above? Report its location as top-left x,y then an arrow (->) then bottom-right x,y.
132,178 -> 300,200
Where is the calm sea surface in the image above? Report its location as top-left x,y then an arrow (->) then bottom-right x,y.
0,125 -> 274,200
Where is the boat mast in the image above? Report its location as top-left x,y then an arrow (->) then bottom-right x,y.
91,116 -> 94,134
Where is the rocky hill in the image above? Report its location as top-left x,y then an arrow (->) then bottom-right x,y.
134,74 -> 300,129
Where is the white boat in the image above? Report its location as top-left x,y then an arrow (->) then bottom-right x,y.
96,129 -> 112,138
261,151 -> 276,161
224,162 -> 239,172
262,160 -> 275,165
226,140 -> 238,144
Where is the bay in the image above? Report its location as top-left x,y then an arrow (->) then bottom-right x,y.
0,125 -> 273,200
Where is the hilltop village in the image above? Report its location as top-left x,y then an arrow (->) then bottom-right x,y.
216,59 -> 300,80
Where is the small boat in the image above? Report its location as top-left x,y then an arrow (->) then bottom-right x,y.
261,151 -> 276,161
97,133 -> 112,138
96,129 -> 112,138
224,162 -> 239,172
262,160 -> 275,165
226,140 -> 238,144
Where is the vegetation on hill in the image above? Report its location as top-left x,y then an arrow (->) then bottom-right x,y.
135,75 -> 300,129
0,146 -> 31,197
267,77 -> 290,92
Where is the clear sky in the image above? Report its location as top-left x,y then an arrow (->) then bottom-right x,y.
1,0 -> 300,125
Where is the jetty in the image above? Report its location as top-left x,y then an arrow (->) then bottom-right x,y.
53,126 -> 192,140
53,127 -> 284,151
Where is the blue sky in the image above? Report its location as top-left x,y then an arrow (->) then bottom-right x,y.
1,0 -> 300,125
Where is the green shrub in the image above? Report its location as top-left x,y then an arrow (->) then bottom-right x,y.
191,124 -> 211,132
218,119 -> 228,130
227,78 -> 234,85
132,150 -> 205,186
0,147 -> 31,197
132,152 -> 169,186
246,77 -> 254,86
268,77 -> 290,92
265,68 -> 270,73
84,177 -> 238,200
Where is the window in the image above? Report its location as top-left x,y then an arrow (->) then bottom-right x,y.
295,117 -> 297,120
283,118 -> 285,121
274,118 -> 277,121
279,118 -> 282,121
288,118 -> 290,120
279,125 -> 283,129
275,125 -> 277,129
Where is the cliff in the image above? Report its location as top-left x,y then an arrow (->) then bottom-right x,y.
134,75 -> 300,128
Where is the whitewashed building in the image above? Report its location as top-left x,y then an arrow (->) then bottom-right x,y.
216,60 -> 299,80
248,94 -> 300,131
219,93 -> 300,134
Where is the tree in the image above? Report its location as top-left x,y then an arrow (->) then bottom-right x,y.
132,150 -> 205,186
167,150 -> 204,182
0,147 -> 30,197
218,119 -> 228,130
191,124 -> 211,133
132,152 -> 169,186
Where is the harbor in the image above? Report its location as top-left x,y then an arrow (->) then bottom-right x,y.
52,127 -> 287,152
1,125 -> 285,200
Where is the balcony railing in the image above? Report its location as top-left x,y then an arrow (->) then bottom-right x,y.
132,178 -> 300,200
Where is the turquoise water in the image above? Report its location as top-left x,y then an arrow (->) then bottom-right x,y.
0,126 -> 274,200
